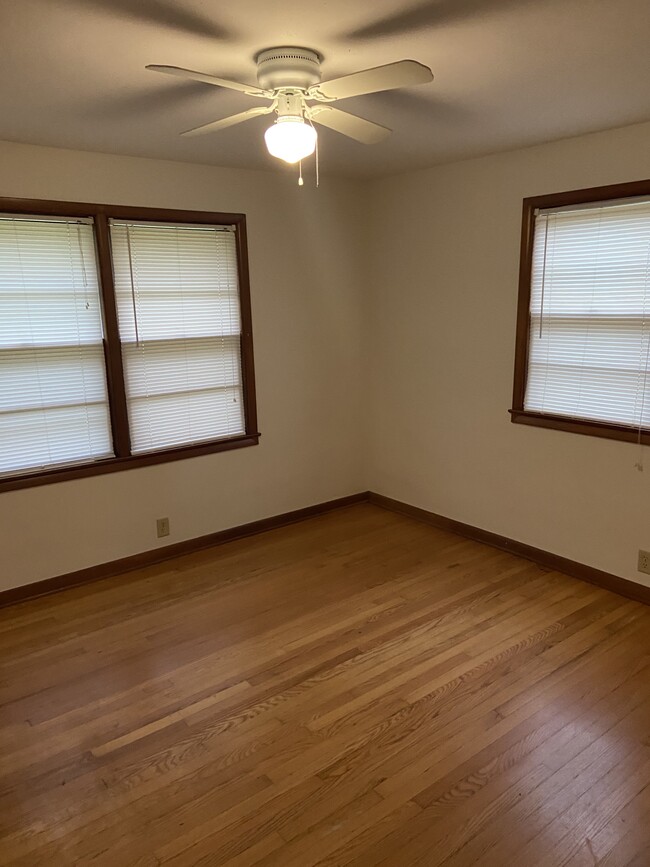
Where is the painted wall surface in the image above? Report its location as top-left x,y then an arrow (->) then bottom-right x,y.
367,120 -> 650,587
0,142 -> 367,590
4,120 -> 650,594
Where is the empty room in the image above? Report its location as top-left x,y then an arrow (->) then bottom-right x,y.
2,0 -> 650,864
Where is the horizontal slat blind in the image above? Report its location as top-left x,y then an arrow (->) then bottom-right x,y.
0,215 -> 113,477
525,199 -> 650,427
110,220 -> 245,453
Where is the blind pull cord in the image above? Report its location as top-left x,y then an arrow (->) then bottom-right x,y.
74,222 -> 94,451
125,224 -> 141,348
634,239 -> 650,471
11,218 -> 52,466
76,222 -> 90,310
538,215 -> 550,338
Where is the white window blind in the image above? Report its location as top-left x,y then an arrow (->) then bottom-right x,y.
0,215 -> 113,478
110,220 -> 245,454
525,198 -> 650,427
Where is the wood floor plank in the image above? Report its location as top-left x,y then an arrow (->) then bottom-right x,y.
1,503 -> 650,865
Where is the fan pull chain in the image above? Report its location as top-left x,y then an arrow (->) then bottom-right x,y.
298,160 -> 304,186
306,114 -> 320,188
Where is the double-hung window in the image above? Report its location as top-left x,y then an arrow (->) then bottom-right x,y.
511,180 -> 650,445
0,199 -> 258,491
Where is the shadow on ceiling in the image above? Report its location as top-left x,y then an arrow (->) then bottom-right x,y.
343,0 -> 541,39
360,89 -> 471,124
81,81 -> 224,120
54,0 -> 233,40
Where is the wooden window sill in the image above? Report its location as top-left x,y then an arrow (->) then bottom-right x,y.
0,433 -> 261,493
509,409 -> 650,446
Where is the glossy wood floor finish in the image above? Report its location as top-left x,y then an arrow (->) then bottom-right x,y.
2,504 -> 650,866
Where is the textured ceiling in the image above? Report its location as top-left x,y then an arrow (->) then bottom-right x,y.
1,0 -> 650,177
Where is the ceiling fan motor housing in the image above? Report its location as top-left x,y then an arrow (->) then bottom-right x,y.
255,47 -> 322,91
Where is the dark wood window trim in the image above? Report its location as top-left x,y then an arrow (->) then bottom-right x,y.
0,197 -> 260,494
511,178 -> 650,446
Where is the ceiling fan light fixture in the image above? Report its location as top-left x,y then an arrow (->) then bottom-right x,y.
149,50 -> 435,177
264,116 -> 317,164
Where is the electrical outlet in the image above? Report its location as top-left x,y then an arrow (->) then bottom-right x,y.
638,550 -> 650,574
156,517 -> 170,538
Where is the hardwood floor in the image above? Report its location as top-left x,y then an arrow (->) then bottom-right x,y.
1,503 -> 650,866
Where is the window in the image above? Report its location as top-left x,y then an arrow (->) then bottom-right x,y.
0,199 -> 258,492
511,179 -> 650,445
110,220 -> 245,454
0,216 -> 112,476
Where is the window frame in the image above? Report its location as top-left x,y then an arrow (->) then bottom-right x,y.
510,178 -> 650,446
0,197 -> 259,493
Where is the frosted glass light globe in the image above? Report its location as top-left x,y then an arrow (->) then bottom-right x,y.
264,117 -> 317,164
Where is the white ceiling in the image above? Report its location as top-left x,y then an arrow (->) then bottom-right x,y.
1,0 -> 650,177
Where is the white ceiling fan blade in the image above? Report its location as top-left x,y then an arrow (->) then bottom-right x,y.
181,106 -> 274,137
146,65 -> 271,98
309,60 -> 433,101
308,106 -> 391,144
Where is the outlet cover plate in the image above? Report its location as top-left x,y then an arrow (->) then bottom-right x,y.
638,550 -> 650,574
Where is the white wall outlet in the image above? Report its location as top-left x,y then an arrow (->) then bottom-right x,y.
638,550 -> 650,574
156,517 -> 170,538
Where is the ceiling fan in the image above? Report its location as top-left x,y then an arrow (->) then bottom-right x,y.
147,47 -> 434,166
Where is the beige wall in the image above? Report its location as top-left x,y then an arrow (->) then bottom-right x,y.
4,120 -> 650,594
0,142 -> 367,591
367,120 -> 650,588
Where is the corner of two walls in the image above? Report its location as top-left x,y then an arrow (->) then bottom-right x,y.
4,124 -> 650,593
363,120 -> 650,588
